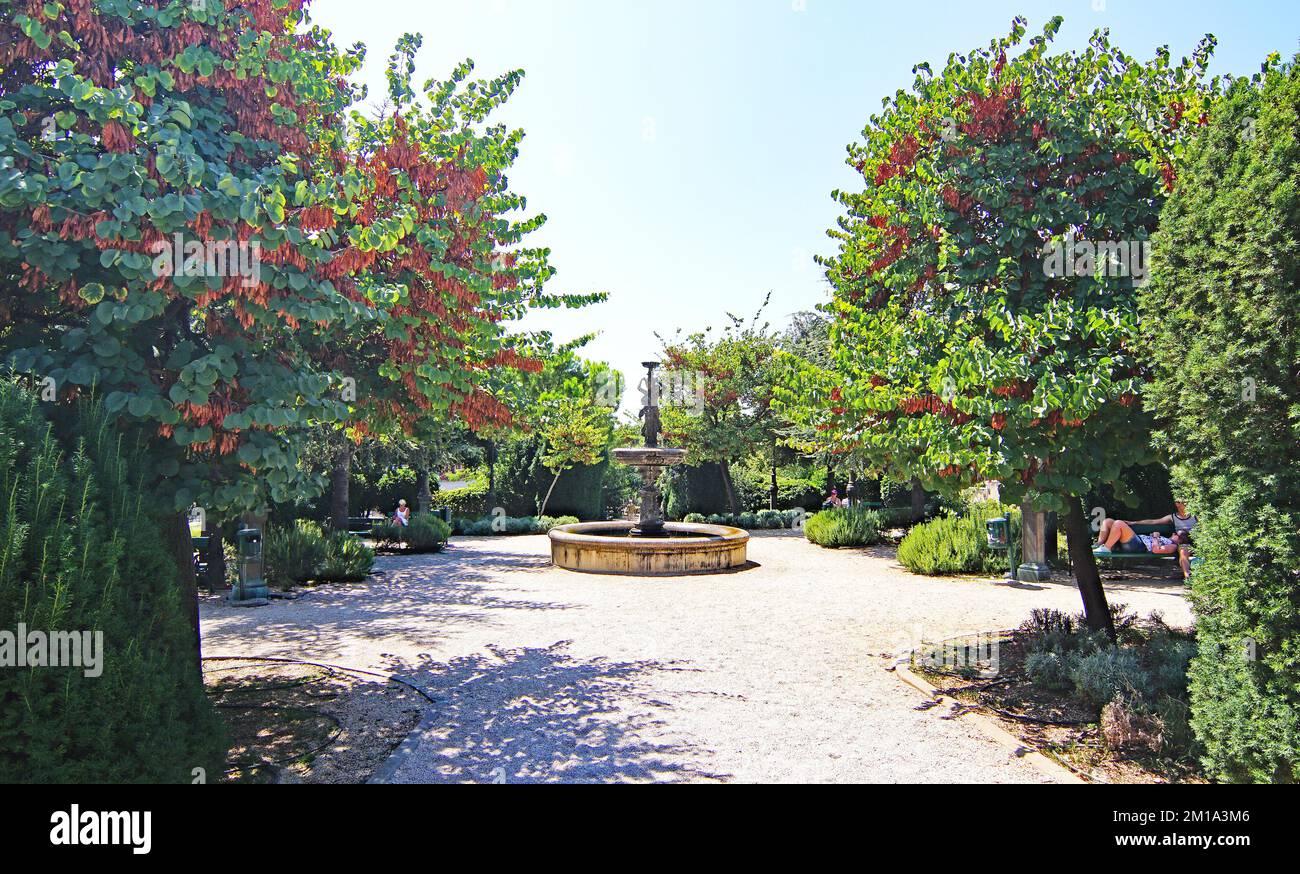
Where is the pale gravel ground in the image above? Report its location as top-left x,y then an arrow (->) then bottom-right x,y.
200,530 -> 1192,784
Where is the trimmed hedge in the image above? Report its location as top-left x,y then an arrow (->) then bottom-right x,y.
1142,61 -> 1300,783
0,381 -> 226,782
664,462 -> 734,518
429,480 -> 489,518
684,508 -> 805,530
451,514 -> 578,536
494,437 -> 606,519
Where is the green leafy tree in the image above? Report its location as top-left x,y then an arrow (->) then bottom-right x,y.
1142,56 -> 1300,782
307,36 -> 599,529
776,18 -> 1218,634
659,297 -> 778,513
538,396 -> 608,517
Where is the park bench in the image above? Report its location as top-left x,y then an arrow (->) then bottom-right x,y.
1095,521 -> 1181,567
347,516 -> 376,537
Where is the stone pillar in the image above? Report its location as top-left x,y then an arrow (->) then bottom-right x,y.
1017,498 -> 1052,582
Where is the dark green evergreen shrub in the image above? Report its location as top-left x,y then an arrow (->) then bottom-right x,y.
0,381 -> 226,782
1142,59 -> 1300,783
663,462 -> 734,517
494,436 -> 606,519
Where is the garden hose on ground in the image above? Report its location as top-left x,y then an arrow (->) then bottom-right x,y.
201,654 -> 439,704
202,655 -> 439,778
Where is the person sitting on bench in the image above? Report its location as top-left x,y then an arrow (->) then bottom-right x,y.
1092,520 -> 1178,556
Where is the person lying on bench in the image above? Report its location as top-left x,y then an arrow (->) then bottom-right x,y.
1099,500 -> 1197,578
1092,520 -> 1178,556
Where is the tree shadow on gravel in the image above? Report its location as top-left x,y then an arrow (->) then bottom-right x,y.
201,545 -> 576,659
382,641 -> 729,784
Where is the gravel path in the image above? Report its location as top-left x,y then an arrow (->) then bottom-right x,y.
200,531 -> 1191,783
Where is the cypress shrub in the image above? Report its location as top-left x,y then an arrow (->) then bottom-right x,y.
1142,60 -> 1300,782
0,381 -> 226,782
663,462 -> 734,518
493,436 -> 605,519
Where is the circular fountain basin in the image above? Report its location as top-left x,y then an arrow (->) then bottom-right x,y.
549,521 -> 749,576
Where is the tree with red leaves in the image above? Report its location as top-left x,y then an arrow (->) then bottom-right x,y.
776,18 -> 1218,634
0,1 -> 600,643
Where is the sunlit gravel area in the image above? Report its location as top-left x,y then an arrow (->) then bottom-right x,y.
201,531 -> 1190,783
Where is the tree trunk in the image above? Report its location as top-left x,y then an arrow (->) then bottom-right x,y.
486,439 -> 497,510
910,476 -> 926,522
539,471 -> 561,517
167,511 -> 202,680
1064,495 -> 1116,640
719,459 -> 738,515
329,443 -> 353,531
769,461 -> 778,510
416,466 -> 433,515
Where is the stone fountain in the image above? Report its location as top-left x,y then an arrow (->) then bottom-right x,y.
548,361 -> 749,575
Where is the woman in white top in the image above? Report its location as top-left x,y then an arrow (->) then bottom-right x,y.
392,499 -> 411,527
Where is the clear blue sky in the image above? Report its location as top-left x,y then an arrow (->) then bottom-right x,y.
311,0 -> 1299,414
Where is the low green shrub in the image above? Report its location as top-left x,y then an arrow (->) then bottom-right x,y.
450,514 -> 578,536
317,532 -> 376,582
804,508 -> 883,548
1025,651 -> 1074,693
1017,608 -> 1201,761
265,519 -> 329,589
371,521 -> 402,544
679,509 -> 799,530
267,521 -> 376,584
1072,647 -> 1147,709
896,503 -> 1017,575
535,515 -> 579,533
876,506 -> 919,529
405,513 -> 451,552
